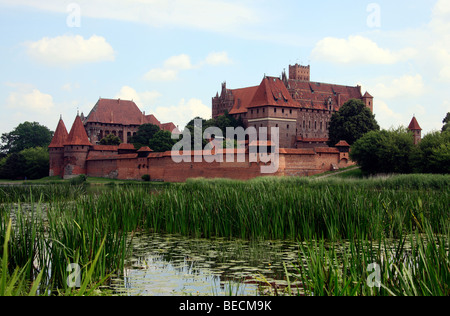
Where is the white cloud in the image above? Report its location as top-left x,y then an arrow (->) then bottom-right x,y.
373,100 -> 404,130
115,86 -> 162,107
144,68 -> 178,81
25,35 -> 115,67
145,52 -> 232,81
154,98 -> 211,130
311,35 -> 416,65
1,0 -> 259,34
204,52 -> 233,66
164,54 -> 193,70
371,74 -> 425,99
7,87 -> 54,112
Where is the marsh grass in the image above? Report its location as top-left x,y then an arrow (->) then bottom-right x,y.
0,174 -> 448,295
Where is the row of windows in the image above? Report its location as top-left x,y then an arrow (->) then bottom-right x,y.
250,108 -> 294,115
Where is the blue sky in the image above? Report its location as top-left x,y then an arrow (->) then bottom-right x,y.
0,0 -> 449,137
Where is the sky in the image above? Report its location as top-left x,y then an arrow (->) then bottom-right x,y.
0,0 -> 449,137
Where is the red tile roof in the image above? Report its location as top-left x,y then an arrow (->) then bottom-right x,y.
315,147 -> 339,154
84,98 -> 178,132
288,80 -> 362,111
85,98 -> 145,126
65,116 -> 93,146
118,143 -> 136,150
137,146 -> 153,152
49,118 -> 69,148
279,148 -> 316,155
408,117 -> 422,130
228,86 -> 259,115
227,77 -> 364,115
248,77 -> 299,109
92,145 -> 119,151
335,140 -> 350,147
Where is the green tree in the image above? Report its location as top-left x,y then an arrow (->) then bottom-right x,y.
99,134 -> 121,146
442,112 -> 450,132
129,124 -> 160,148
1,122 -> 53,154
20,147 -> 50,180
148,130 -> 176,152
328,99 -> 379,147
0,147 -> 50,180
413,131 -> 450,174
351,128 -> 415,175
0,152 -> 26,180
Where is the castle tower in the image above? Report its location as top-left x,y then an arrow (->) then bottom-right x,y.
289,64 -> 310,81
63,115 -> 93,179
408,116 -> 422,145
48,116 -> 69,178
362,92 -> 374,113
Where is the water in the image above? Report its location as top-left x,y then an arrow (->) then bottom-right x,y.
108,232 -> 304,296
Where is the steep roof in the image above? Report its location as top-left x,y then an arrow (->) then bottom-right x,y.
48,117 -> 69,148
288,80 -> 362,111
85,98 -> 145,126
84,98 -> 179,133
65,115 -> 93,146
335,140 -> 350,147
228,86 -> 259,115
408,117 -> 422,131
248,77 -> 299,109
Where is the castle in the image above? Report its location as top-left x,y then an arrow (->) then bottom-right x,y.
48,64 -> 422,182
212,64 -> 373,148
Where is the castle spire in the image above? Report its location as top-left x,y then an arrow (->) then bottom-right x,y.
48,117 -> 69,148
65,115 -> 93,146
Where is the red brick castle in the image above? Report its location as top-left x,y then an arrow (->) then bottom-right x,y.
212,64 -> 373,148
48,64 -> 422,182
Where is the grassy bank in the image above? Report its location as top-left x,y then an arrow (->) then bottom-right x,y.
0,174 -> 448,295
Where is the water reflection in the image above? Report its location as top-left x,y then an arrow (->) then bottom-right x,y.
109,232 -> 303,296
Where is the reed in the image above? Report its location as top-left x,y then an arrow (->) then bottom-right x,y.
296,219 -> 450,296
0,174 -> 448,295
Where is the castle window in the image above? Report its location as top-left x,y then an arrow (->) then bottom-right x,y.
287,125 -> 290,130
274,108 -> 277,113
282,109 -> 285,114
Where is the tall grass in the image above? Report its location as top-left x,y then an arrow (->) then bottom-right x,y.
296,220 -> 449,296
0,174 -> 448,295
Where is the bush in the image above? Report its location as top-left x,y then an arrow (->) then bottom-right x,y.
141,174 -> 150,182
69,174 -> 87,185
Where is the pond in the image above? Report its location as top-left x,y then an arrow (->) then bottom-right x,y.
108,232 -> 304,296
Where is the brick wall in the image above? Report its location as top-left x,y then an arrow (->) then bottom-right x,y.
84,149 -> 355,182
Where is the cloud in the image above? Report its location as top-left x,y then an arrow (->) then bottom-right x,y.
145,52 -> 232,81
311,35 -> 416,65
373,100 -> 404,130
164,54 -> 193,70
115,86 -> 162,107
6,87 -> 54,112
371,74 -> 425,99
153,98 -> 211,130
25,35 -> 115,67
204,52 -> 233,66
2,0 -> 260,34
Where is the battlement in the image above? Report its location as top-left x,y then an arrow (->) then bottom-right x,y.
289,64 -> 310,81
